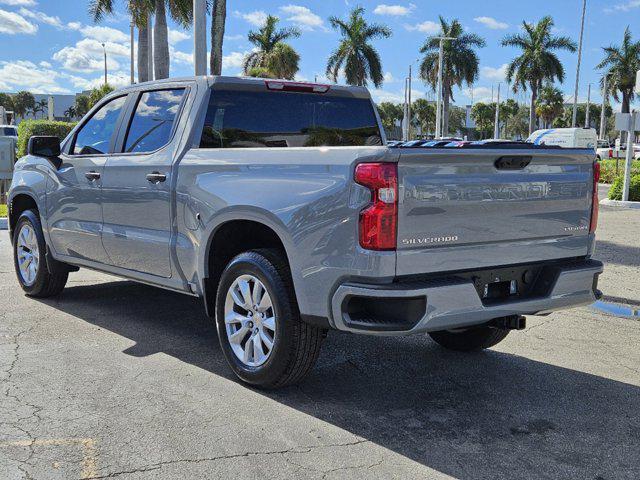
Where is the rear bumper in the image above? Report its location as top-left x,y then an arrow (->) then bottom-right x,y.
330,259 -> 603,336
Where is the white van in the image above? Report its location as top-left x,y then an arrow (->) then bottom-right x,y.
526,128 -> 597,150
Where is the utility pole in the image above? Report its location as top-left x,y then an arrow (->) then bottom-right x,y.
585,83 -> 591,128
623,112 -> 636,202
101,43 -> 108,85
572,0 -> 587,127
494,83 -> 501,139
435,36 -> 455,139
193,0 -> 207,75
407,64 -> 412,140
147,13 -> 154,81
130,22 -> 135,84
599,74 -> 609,140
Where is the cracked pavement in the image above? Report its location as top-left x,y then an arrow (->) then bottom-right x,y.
1,201 -> 639,479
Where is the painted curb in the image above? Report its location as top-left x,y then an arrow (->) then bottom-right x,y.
600,199 -> 640,210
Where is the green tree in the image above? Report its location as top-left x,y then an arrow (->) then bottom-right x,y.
326,7 -> 391,88
243,15 -> 301,80
74,94 -> 91,117
13,91 -> 35,119
596,27 -> 640,114
449,106 -> 467,137
471,102 -> 496,139
535,83 -> 564,128
419,17 -> 485,136
0,93 -> 14,112
412,99 -> 436,135
500,98 -> 520,138
88,84 -> 115,108
376,102 -> 403,132
245,67 -> 277,79
64,105 -> 77,120
502,16 -> 577,134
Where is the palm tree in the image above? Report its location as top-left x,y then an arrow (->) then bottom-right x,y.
64,106 -> 77,120
243,15 -> 301,79
326,7 -> 391,88
89,0 -> 190,81
419,17 -> 485,136
596,27 -> 640,114
12,91 -> 35,120
535,83 -> 564,128
502,16 -> 577,134
210,0 -> 226,75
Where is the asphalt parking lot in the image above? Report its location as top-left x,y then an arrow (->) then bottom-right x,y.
1,198 -> 639,479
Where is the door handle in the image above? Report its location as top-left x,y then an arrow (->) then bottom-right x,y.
85,171 -> 101,181
146,172 -> 167,184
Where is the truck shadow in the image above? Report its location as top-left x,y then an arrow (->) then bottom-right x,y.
39,280 -> 640,479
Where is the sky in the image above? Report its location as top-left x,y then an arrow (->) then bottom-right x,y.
0,0 -> 639,109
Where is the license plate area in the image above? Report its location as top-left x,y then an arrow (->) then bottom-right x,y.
466,265 -> 549,305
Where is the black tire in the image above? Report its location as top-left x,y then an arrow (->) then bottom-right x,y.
429,325 -> 510,352
13,209 -> 68,297
215,249 -> 324,389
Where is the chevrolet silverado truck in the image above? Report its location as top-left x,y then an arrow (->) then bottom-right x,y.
8,76 -> 603,388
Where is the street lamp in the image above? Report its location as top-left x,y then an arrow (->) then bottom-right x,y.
572,0 -> 587,127
101,43 -> 108,85
434,36 -> 455,139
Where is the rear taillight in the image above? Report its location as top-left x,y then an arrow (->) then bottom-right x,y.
590,161 -> 600,233
265,80 -> 330,93
354,163 -> 398,250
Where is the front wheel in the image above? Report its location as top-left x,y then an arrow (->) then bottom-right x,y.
429,324 -> 510,352
13,210 -> 68,297
215,249 -> 324,389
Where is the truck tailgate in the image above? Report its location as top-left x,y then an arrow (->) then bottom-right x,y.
396,148 -> 595,276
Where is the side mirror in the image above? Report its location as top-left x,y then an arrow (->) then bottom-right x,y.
28,136 -> 61,158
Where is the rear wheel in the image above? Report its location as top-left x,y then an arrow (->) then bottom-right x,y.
429,324 -> 510,352
215,249 -> 324,388
13,210 -> 68,297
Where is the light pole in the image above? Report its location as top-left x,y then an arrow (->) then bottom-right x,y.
130,22 -> 135,84
494,83 -> 501,139
585,83 -> 591,128
193,0 -> 207,75
572,0 -> 587,127
435,36 -> 455,139
101,43 -> 108,85
599,74 -> 610,140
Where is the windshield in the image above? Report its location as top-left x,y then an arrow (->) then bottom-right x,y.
1,127 -> 17,136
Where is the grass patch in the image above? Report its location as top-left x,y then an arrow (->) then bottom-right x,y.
0,204 -> 6,217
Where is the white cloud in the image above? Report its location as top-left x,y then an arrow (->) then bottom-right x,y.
404,21 -> 440,33
0,8 -> 36,34
0,60 -> 71,93
168,28 -> 189,45
18,7 -> 63,29
80,25 -> 129,43
383,72 -> 395,83
605,0 -> 640,12
225,34 -> 245,41
39,60 -> 51,68
481,64 -> 508,81
473,16 -> 509,30
279,5 -> 324,31
373,4 -> 414,16
0,0 -> 36,5
53,39 -> 124,73
234,10 -> 268,27
371,86 -> 424,104
462,86 -> 494,103
223,51 -> 247,70
67,21 -> 81,30
76,72 -> 131,90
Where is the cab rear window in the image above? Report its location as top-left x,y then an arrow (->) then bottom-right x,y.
199,89 -> 382,148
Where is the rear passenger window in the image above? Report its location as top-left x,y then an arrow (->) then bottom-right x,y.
124,89 -> 185,153
200,89 -> 382,148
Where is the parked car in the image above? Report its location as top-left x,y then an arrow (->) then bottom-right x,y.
595,140 -> 612,161
8,77 -> 603,388
0,124 -> 18,141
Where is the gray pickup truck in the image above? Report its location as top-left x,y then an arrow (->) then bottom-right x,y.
8,76 -> 603,388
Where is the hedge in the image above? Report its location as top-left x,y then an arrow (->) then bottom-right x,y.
17,120 -> 76,158
608,175 -> 640,202
599,158 -> 640,184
